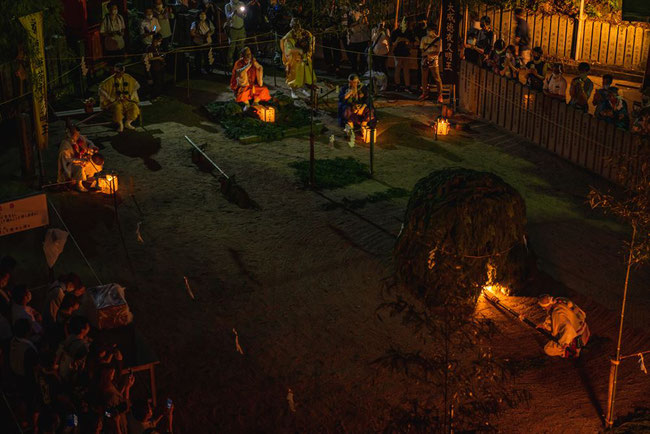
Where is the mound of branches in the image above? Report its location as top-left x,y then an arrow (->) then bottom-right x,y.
394,168 -> 535,307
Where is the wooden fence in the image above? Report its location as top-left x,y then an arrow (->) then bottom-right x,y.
474,7 -> 650,72
458,60 -> 647,185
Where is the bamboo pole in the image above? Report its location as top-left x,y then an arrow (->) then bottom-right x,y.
394,0 -> 401,30
605,225 -> 637,428
573,0 -> 585,60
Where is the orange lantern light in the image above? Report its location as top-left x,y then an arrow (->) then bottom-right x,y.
361,125 -> 377,144
435,118 -> 450,136
97,174 -> 119,195
256,106 -> 276,123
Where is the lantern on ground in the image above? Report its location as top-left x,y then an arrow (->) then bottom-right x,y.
97,174 -> 119,195
256,106 -> 276,123
361,125 -> 376,144
434,118 -> 450,137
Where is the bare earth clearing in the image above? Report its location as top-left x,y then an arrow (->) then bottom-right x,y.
2,77 -> 649,433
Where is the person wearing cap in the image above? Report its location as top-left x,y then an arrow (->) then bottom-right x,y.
338,74 -> 371,130
535,294 -> 590,358
99,64 -> 141,132
57,124 -> 104,192
230,47 -> 271,108
225,0 -> 248,66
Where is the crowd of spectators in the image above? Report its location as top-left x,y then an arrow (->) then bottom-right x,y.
0,255 -> 174,433
463,9 -> 649,135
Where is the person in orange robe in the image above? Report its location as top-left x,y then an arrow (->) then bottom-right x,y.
230,47 -> 271,107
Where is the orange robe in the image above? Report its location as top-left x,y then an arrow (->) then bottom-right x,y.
230,59 -> 271,103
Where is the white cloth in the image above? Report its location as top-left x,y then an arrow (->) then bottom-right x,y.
543,74 -> 567,99
43,228 -> 68,269
540,298 -> 589,357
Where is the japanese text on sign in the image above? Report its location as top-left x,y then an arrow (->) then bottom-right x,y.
0,194 -> 49,237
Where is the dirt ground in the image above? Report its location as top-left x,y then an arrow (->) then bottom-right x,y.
1,72 -> 650,433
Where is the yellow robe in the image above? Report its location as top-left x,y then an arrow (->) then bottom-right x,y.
281,30 -> 316,89
99,73 -> 140,123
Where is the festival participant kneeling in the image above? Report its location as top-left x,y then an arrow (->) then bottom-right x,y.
58,125 -> 105,192
99,64 -> 141,132
535,294 -> 590,358
338,74 -> 371,131
230,47 -> 271,109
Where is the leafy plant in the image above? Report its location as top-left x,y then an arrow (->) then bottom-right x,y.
289,157 -> 370,189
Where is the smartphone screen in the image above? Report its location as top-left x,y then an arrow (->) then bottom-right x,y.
166,398 -> 173,409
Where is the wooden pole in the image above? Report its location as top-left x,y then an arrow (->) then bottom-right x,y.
309,0 -> 316,188
605,226 -> 637,428
394,0 -> 401,30
573,0 -> 585,60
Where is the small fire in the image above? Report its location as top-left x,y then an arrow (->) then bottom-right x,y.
482,263 -> 510,296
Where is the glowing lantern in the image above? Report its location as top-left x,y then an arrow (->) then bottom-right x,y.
97,174 -> 119,195
361,125 -> 376,144
256,106 -> 276,123
434,118 -> 450,136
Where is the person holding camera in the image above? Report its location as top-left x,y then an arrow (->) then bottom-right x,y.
225,0 -> 248,66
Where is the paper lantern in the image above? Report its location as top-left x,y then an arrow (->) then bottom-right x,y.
361,125 -> 376,144
435,118 -> 450,136
97,174 -> 119,195
256,106 -> 276,123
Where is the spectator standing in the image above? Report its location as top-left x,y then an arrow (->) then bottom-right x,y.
419,25 -> 442,102
463,15 -> 481,64
145,34 -> 166,99
55,316 -> 91,383
128,398 -> 174,434
153,0 -> 174,51
198,0 -> 218,28
569,62 -> 594,112
322,0 -> 344,76
502,45 -> 521,80
487,39 -> 506,74
391,19 -> 414,92
346,0 -> 371,74
514,8 -> 531,64
140,9 -> 161,48
45,273 -> 85,325
525,47 -> 547,91
244,0 -> 264,55
190,11 -> 216,74
9,319 -> 39,425
543,63 -> 567,101
593,74 -> 613,110
100,3 -> 126,62
370,21 -> 390,75
225,0 -> 248,67
476,16 -> 495,65
11,285 -> 43,337
97,366 -> 135,434
632,105 -> 650,136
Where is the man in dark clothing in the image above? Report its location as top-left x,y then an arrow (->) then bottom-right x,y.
525,47 -> 547,91
476,16 -> 495,66
322,0 -> 344,75
391,20 -> 414,91
145,34 -> 166,99
514,8 -> 531,65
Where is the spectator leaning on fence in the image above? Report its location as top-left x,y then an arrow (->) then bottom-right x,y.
501,45 -> 521,80
514,8 -> 531,64
593,73 -> 613,110
525,47 -> 547,91
153,0 -> 174,51
543,63 -> 567,101
486,39 -> 506,74
569,62 -> 594,112
463,14 -> 481,64
475,16 -> 494,66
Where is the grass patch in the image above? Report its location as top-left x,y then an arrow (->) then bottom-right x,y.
289,157 -> 370,189
323,187 -> 410,210
204,95 -> 314,142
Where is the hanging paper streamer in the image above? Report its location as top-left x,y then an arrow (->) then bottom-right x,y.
329,134 -> 335,148
143,54 -> 151,72
232,328 -> 244,354
81,56 -> 88,77
208,48 -> 214,65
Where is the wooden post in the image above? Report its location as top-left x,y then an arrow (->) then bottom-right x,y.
309,0 -> 315,188
573,0 -> 585,60
186,60 -> 190,99
394,0 -> 401,30
18,113 -> 35,179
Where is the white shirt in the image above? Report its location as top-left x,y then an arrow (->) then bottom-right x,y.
225,1 -> 246,29
543,74 -> 567,99
140,17 -> 161,45
420,34 -> 440,67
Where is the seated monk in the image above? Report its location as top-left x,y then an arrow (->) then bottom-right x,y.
57,124 -> 104,192
230,47 -> 271,108
99,63 -> 140,132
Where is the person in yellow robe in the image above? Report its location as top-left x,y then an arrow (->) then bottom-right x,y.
99,64 -> 140,132
57,125 -> 104,192
281,18 -> 316,99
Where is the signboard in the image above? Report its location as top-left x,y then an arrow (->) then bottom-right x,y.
19,12 -> 49,150
441,0 -> 460,85
0,194 -> 49,237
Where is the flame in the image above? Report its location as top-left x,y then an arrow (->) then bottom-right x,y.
482,262 -> 511,296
